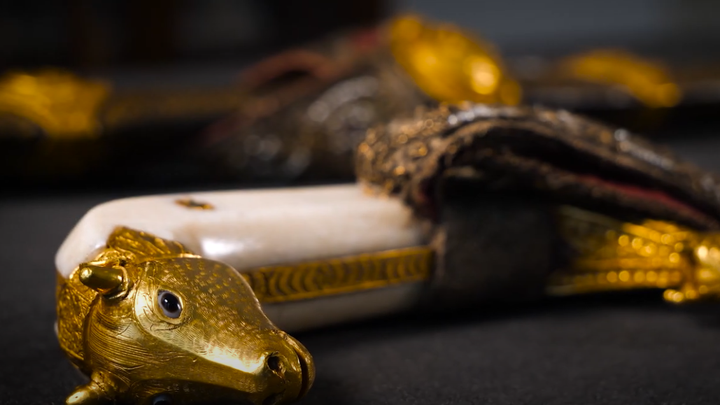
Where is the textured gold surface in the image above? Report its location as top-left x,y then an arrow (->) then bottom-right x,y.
0,70 -> 109,138
57,227 -> 313,405
559,49 -> 681,107
243,246 -> 433,303
389,15 -> 520,105
550,206 -> 720,303
57,270 -> 95,369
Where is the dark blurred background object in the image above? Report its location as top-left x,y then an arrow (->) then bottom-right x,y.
5,0 -> 719,71
0,0 -> 386,70
0,0 -> 390,192
2,0 -> 720,192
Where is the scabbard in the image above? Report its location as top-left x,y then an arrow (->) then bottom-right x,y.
356,103 -> 720,307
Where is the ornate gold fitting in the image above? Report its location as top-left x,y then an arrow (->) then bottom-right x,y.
389,14 -> 521,105
551,206 -> 720,304
57,227 -> 314,405
666,234 -> 720,303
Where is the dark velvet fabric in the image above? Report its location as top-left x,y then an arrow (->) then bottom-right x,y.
3,135 -> 720,405
427,180 -> 557,307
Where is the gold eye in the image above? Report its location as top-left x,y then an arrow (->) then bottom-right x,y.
157,291 -> 182,319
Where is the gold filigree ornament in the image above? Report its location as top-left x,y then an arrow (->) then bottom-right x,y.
550,206 -> 720,303
57,227 -> 314,405
0,70 -> 110,138
389,15 -> 521,105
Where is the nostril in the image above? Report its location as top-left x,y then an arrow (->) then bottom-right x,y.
262,393 -> 282,405
152,394 -> 172,405
266,353 -> 283,374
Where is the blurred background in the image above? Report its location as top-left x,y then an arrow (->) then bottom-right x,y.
4,0 -> 720,70
3,4 -> 720,404
2,0 -> 720,193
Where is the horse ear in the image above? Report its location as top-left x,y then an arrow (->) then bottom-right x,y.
78,264 -> 128,298
65,374 -> 117,405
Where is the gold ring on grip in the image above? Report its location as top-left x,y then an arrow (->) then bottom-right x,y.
242,246 -> 434,303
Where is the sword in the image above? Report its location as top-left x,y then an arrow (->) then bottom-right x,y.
55,103 -> 720,405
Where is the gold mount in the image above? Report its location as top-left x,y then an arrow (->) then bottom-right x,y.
57,227 -> 314,405
550,206 -> 720,303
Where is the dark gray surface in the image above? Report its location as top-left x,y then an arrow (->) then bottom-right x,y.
2,133 -> 720,404
404,0 -> 720,59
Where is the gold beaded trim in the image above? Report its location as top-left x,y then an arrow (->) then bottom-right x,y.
242,246 -> 434,303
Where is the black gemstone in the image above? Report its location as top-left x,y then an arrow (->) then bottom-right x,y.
158,291 -> 182,318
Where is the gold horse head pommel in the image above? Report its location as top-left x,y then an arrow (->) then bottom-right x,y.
56,227 -> 314,405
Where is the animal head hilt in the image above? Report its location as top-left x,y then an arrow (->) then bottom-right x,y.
57,227 -> 314,405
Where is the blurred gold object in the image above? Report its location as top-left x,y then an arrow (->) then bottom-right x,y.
0,70 -> 110,138
559,49 -> 682,107
389,15 -> 521,105
57,227 -> 313,405
550,206 -> 720,303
